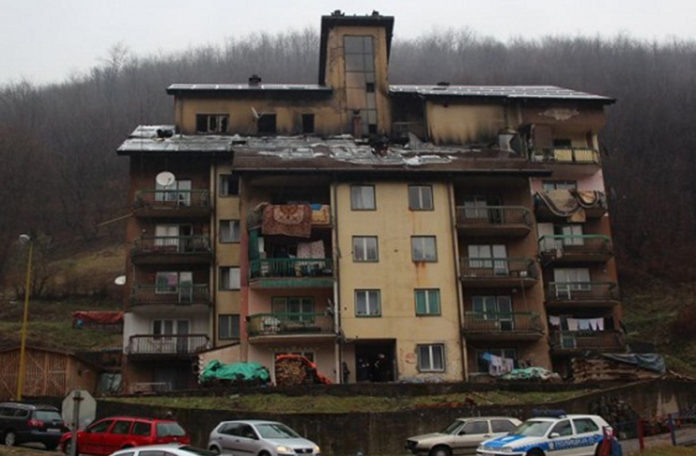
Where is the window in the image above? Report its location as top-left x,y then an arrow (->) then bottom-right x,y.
111,420 -> 132,435
491,419 -> 517,433
408,185 -> 434,210
220,220 -> 240,243
472,296 -> 513,328
553,138 -> 573,148
417,344 -> 445,372
553,268 -> 591,294
411,236 -> 437,262
153,320 -> 189,337
220,267 -> 240,290
355,289 -> 381,317
353,236 -> 378,262
475,348 -> 516,373
156,422 -> 186,437
272,297 -> 314,321
220,174 -> 239,196
219,314 -> 240,340
351,185 -> 375,210
462,195 -> 502,222
239,424 -> 258,439
558,224 -> 584,245
550,420 -> 573,437
196,114 -> 229,133
302,114 -> 315,134
132,421 -> 152,436
542,180 -> 577,191
415,289 -> 441,316
467,244 -> 508,273
155,272 -> 192,301
257,114 -> 277,134
88,419 -> 113,433
462,421 -> 489,434
155,179 -> 191,205
573,418 -> 599,434
344,35 -> 377,135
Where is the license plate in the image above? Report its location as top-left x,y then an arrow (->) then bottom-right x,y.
48,428 -> 60,432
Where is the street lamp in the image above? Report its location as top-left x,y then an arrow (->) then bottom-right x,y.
16,233 -> 33,401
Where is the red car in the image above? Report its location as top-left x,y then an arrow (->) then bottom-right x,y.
60,416 -> 190,455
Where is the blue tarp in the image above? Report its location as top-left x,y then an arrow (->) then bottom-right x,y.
601,353 -> 665,374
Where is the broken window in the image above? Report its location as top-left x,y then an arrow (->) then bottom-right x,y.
302,114 -> 315,134
220,174 -> 239,196
257,114 -> 277,135
344,35 -> 377,135
196,114 -> 229,134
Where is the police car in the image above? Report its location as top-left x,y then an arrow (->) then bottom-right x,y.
476,413 -> 611,456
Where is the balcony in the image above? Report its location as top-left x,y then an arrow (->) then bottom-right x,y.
462,312 -> 544,341
247,312 -> 335,344
459,257 -> 539,288
531,148 -> 601,174
131,236 -> 212,265
127,334 -> 209,360
535,191 -> 607,222
249,258 -> 334,289
546,282 -> 620,309
455,206 -> 532,238
550,330 -> 624,355
539,235 -> 613,264
130,284 -> 211,308
133,189 -> 211,218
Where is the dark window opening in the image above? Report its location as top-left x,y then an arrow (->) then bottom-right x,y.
196,114 -> 229,134
366,82 -> 375,92
553,138 -> 572,147
220,174 -> 239,196
257,114 -> 277,134
368,124 -> 377,134
302,114 -> 315,134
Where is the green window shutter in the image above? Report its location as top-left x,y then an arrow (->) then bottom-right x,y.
431,290 -> 441,314
415,290 -> 427,315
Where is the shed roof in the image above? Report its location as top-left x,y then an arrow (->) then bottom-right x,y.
166,83 -> 332,96
390,84 -> 614,103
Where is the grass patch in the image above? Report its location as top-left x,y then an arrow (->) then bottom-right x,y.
107,389 -> 592,414
627,446 -> 696,456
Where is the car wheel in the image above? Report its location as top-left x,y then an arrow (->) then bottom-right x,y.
526,449 -> 545,456
259,451 -> 271,456
63,440 -> 77,455
429,445 -> 451,456
209,446 -> 221,455
46,443 -> 59,451
4,431 -> 16,446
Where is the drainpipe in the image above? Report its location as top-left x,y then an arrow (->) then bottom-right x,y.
331,180 -> 342,383
211,160 -> 217,347
448,182 -> 467,381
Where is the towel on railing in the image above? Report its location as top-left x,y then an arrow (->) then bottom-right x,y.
262,204 -> 312,238
311,205 -> 331,225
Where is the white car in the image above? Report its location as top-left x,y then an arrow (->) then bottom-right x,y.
207,420 -> 321,456
109,444 -> 223,456
476,414 -> 611,456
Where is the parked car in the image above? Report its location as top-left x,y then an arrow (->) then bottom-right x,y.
109,443 -> 219,456
405,416 -> 522,456
207,420 -> 321,456
476,414 -> 612,456
60,416 -> 190,455
0,401 -> 68,450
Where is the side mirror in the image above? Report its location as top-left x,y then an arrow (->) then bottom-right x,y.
549,432 -> 560,439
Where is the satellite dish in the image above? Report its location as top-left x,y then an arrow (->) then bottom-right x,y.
18,234 -> 31,244
155,171 -> 176,187
251,107 -> 260,120
114,275 -> 126,286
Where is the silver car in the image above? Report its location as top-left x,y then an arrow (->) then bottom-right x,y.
406,416 -> 522,456
207,420 -> 321,456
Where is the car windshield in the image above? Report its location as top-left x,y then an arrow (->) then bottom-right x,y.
441,420 -> 464,434
34,411 -> 62,422
513,420 -> 554,437
156,422 -> 187,437
255,423 -> 301,439
179,446 -> 217,456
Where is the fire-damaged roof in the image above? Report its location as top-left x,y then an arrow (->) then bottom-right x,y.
166,83 -> 333,96
117,125 -> 235,155
390,84 -> 615,103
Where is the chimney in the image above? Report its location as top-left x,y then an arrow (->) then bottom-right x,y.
248,74 -> 262,86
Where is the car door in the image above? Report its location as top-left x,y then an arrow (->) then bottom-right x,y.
546,419 -> 575,456
218,422 -> 248,454
235,423 -> 262,456
571,418 -> 602,455
130,420 -> 153,446
452,420 -> 491,455
103,419 -> 133,454
81,419 -> 114,455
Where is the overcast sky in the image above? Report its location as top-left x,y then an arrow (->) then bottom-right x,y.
3,0 -> 696,86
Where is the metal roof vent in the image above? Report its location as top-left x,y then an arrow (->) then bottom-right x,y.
248,74 -> 262,86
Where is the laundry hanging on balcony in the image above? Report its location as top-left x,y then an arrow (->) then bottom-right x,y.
262,204 -> 312,238
535,190 -> 607,222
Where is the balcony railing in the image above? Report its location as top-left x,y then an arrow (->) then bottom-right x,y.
133,189 -> 210,209
247,312 -> 334,337
455,206 -> 532,236
462,312 -> 543,334
127,334 -> 209,356
460,257 -> 538,279
547,282 -> 619,304
531,147 -> 600,165
250,258 -> 333,279
550,330 -> 624,353
130,283 -> 210,306
132,236 -> 212,255
539,235 -> 612,262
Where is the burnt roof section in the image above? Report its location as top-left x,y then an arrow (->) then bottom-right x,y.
117,125 -> 236,155
318,12 -> 395,85
390,84 -> 615,104
166,83 -> 333,96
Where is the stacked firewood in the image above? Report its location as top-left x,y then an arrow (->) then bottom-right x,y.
275,356 -> 314,386
571,357 -> 661,383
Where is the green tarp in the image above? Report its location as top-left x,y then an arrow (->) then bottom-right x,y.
199,360 -> 270,384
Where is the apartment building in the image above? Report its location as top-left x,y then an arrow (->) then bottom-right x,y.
117,11 -> 620,390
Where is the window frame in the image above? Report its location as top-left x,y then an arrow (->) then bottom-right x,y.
219,174 -> 239,197
352,236 -> 379,262
411,236 -> 438,262
417,344 -> 445,372
414,289 -> 441,316
354,289 -> 381,317
257,113 -> 277,134
219,266 -> 241,291
196,113 -> 229,134
350,184 -> 376,210
218,314 -> 240,340
219,219 -> 241,243
408,185 -> 434,211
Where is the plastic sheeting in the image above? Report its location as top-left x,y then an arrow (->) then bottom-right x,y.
199,360 -> 270,384
501,367 -> 562,381
601,353 -> 666,374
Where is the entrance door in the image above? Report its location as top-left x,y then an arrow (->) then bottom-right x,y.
354,341 -> 396,382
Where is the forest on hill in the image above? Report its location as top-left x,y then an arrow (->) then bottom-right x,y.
1,29 -> 694,285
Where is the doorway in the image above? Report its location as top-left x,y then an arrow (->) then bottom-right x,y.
355,340 -> 396,382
